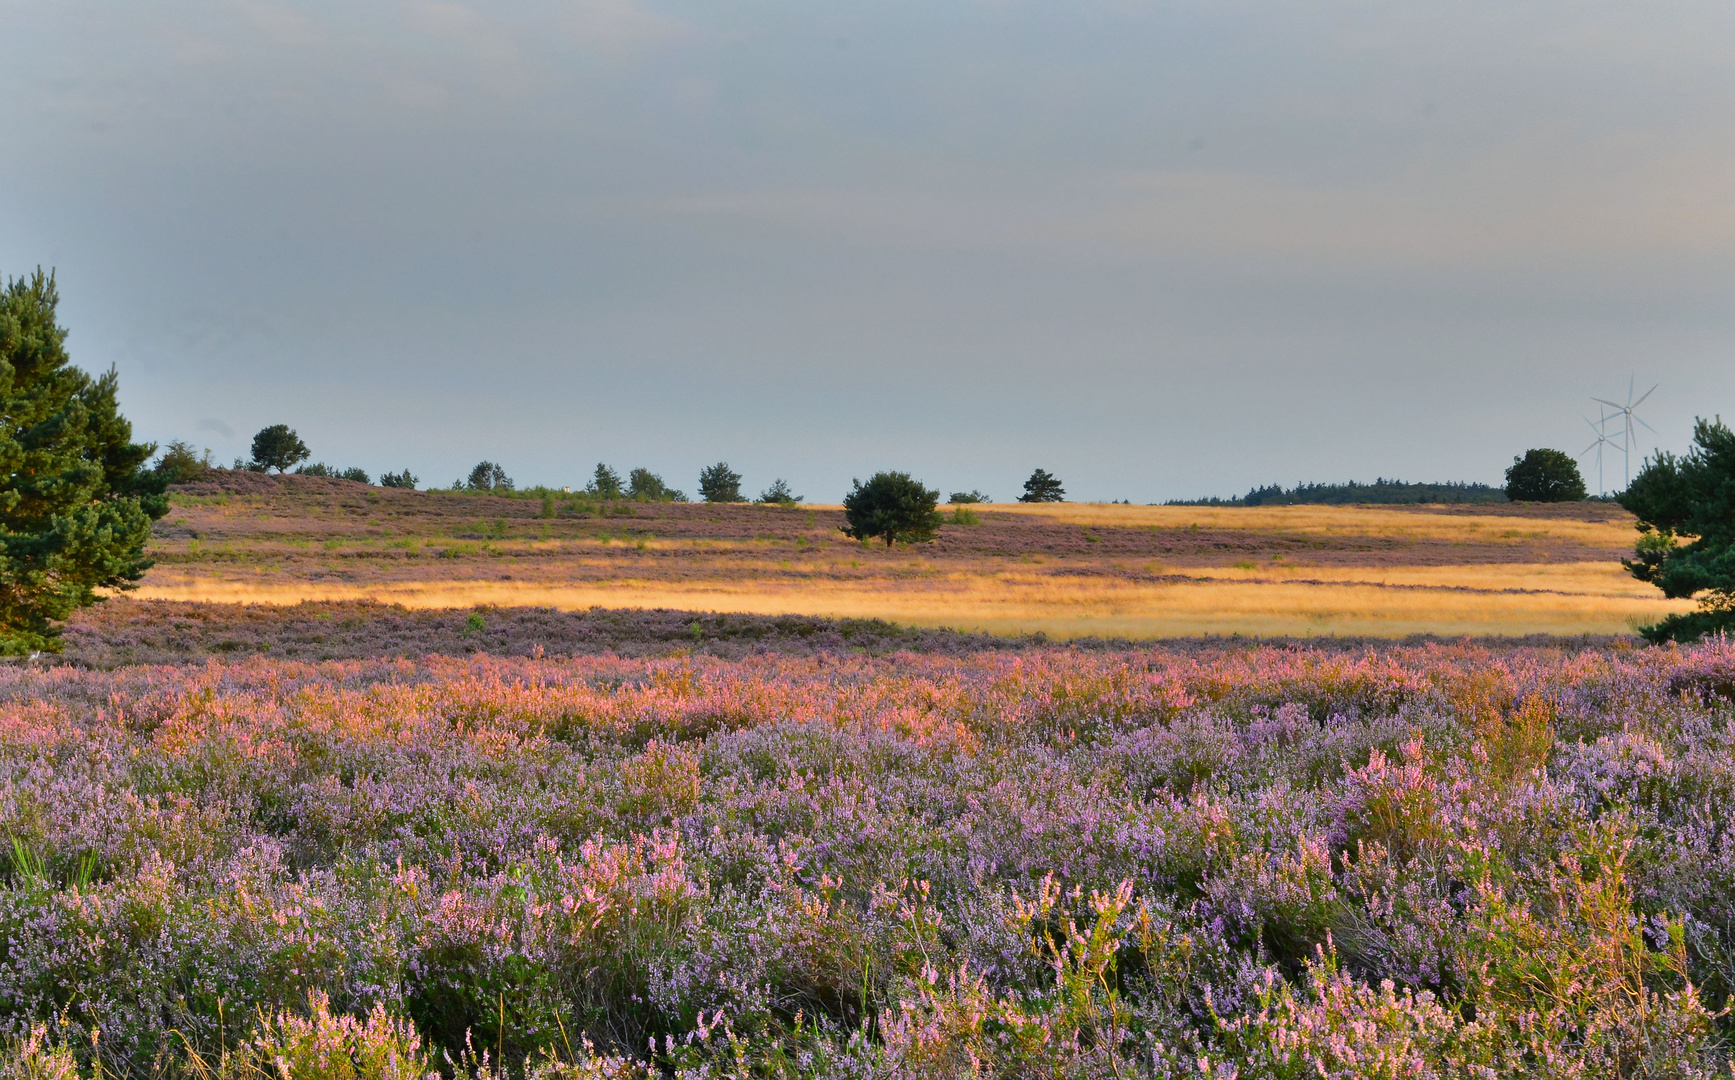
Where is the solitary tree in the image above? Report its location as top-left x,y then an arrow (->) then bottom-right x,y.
1618,417 -> 1735,642
0,270 -> 168,653
628,467 -> 684,502
590,463 -> 623,499
466,461 -> 513,492
949,490 -> 990,504
1504,449 -> 1586,502
698,462 -> 744,503
841,472 -> 942,547
758,479 -> 802,507
251,425 -> 310,473
1019,469 -> 1066,503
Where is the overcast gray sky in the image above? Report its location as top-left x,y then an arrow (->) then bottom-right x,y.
2,0 -> 1731,501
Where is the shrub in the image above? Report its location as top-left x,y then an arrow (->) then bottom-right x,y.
0,270 -> 167,654
1019,469 -> 1065,503
295,464 -> 371,483
841,472 -> 942,546
252,425 -> 311,473
948,490 -> 990,504
467,461 -> 513,492
153,440 -> 214,484
378,470 -> 418,489
697,462 -> 743,503
757,479 -> 802,507
1504,448 -> 1586,502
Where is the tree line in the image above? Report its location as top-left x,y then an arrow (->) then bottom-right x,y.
16,268 -> 1729,648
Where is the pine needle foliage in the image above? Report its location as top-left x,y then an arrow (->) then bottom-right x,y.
1620,416 -> 1735,642
841,471 -> 942,547
0,270 -> 167,653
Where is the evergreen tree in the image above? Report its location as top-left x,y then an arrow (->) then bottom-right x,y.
250,425 -> 310,473
628,467 -> 684,501
378,469 -> 418,489
152,441 -> 213,484
842,472 -> 942,547
1619,417 -> 1735,642
0,270 -> 167,653
698,461 -> 744,503
466,461 -> 513,491
590,463 -> 623,499
1019,468 -> 1066,503
757,478 -> 802,506
1504,449 -> 1586,502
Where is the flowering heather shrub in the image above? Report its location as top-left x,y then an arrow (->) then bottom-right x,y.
0,640 -> 1732,1075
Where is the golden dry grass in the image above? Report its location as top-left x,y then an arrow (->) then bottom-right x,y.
964,501 -> 1639,547
137,481 -> 1679,638
134,559 -> 1691,639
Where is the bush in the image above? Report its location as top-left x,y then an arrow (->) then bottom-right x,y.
1504,449 -> 1586,502
467,461 -> 514,492
152,441 -> 214,484
295,464 -> 371,484
251,425 -> 311,473
757,479 -> 802,507
1019,469 -> 1065,503
697,462 -> 743,503
0,270 -> 166,654
378,470 -> 418,490
841,472 -> 942,547
1619,417 -> 1735,642
948,490 -> 990,504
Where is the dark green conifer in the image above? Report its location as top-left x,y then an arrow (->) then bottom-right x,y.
0,270 -> 167,652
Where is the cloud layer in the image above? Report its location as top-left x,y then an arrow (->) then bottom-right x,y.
1,0 -> 1730,499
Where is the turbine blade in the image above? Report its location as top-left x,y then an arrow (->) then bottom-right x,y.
1591,397 -> 1624,409
1632,383 -> 1659,408
1635,415 -> 1659,434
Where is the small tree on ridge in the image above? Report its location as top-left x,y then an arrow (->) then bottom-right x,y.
842,472 -> 942,547
251,425 -> 310,473
1019,469 -> 1065,503
698,462 -> 744,503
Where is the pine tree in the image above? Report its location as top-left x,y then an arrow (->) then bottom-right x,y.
842,472 -> 942,546
250,425 -> 310,473
583,463 -> 620,498
698,462 -> 744,503
0,270 -> 167,653
1019,468 -> 1066,503
1619,417 -> 1735,642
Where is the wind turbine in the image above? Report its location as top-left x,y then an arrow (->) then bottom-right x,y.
1592,378 -> 1658,489
1581,409 -> 1618,497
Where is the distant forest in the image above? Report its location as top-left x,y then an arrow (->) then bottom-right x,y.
1169,479 -> 1508,507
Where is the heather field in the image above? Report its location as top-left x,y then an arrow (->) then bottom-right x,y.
2,638 -> 1734,1077
128,473 -> 1689,638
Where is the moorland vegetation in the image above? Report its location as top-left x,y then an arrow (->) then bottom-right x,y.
0,641 -> 1731,1077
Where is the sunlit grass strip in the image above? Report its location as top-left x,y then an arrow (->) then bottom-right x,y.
130,565 -> 1690,637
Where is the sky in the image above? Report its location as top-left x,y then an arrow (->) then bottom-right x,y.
2,0 -> 1731,502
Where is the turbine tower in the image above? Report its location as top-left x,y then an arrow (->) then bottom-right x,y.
1580,410 -> 1618,497
1591,378 -> 1658,489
